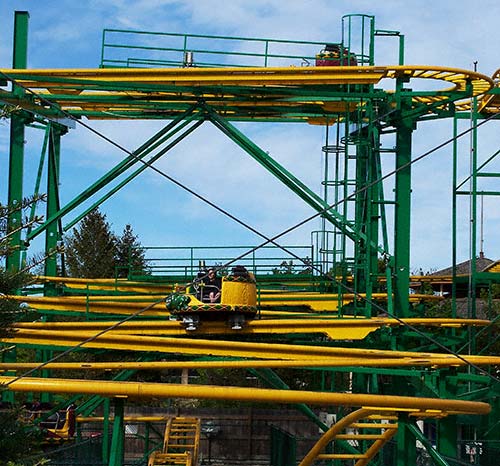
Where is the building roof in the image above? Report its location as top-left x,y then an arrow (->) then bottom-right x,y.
431,254 -> 495,276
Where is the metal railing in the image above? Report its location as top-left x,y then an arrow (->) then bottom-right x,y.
100,29 -> 344,69
128,244 -> 315,281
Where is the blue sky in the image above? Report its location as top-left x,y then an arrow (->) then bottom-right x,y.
1,0 -> 500,271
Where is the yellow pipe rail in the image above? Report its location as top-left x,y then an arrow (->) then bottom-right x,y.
5,329 -> 500,367
13,317 -> 490,332
2,353 -> 500,373
0,65 -> 495,123
10,292 -> 444,314
0,65 -> 492,95
0,376 -> 490,415
6,329 -> 500,365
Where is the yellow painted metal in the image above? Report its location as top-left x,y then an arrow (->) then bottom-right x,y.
0,65 -> 493,121
0,65 -> 491,93
220,278 -> 257,306
0,65 -> 387,87
7,291 -> 444,316
457,68 -> 500,113
0,356 -> 500,372
35,275 -> 173,294
12,317 -> 382,339
3,353 -> 500,372
159,417 -> 200,466
77,416 -> 173,423
0,376 -> 490,415
148,451 -> 192,466
354,427 -> 398,466
16,317 -> 490,331
4,329 -> 500,367
9,316 -> 492,341
299,408 -> 397,466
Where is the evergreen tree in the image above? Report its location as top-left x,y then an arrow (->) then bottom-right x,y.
0,197 -> 44,462
1,196 -> 44,336
64,208 -> 118,278
115,224 -> 148,278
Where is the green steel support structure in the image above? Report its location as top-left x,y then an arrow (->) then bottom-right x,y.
44,123 -> 65,293
6,11 -> 29,272
2,11 -> 500,466
393,100 -> 414,318
27,104 -> 203,242
108,397 -> 125,466
396,414 -> 416,465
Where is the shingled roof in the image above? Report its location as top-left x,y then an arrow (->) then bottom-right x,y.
431,254 -> 494,276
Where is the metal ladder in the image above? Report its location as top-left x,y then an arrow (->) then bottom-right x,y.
148,417 -> 201,466
300,408 -> 398,466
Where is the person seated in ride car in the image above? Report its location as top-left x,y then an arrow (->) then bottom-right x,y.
205,268 -> 222,303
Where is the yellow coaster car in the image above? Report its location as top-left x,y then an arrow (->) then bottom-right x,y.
166,267 -> 258,331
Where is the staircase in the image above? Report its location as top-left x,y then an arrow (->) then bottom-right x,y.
148,417 -> 201,466
300,408 -> 398,466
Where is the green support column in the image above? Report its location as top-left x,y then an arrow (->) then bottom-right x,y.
109,397 -> 125,466
396,413 -> 416,466
354,138 -> 369,294
44,124 -> 64,293
437,416 -> 458,461
6,11 -> 29,271
102,397 -> 111,464
393,107 -> 413,317
353,122 -> 381,316
437,369 -> 458,460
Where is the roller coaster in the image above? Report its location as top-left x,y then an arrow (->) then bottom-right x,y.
1,11 -> 500,466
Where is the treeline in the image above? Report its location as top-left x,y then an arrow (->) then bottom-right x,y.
64,208 -> 148,278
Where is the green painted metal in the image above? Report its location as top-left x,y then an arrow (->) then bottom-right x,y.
437,370 -> 459,460
393,96 -> 414,318
101,28 -> 337,69
6,11 -> 29,272
63,117 -> 204,233
108,397 -> 125,466
396,414 -> 416,466
44,123 -> 64,290
250,367 -> 361,457
27,104 -> 202,241
102,397 -> 110,464
207,107 -> 384,256
2,11 -> 500,466
25,124 -> 49,240
407,423 -> 450,466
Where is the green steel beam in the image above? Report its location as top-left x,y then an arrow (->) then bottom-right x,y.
396,413 -> 416,466
102,397 -> 110,464
27,104 -> 202,241
250,368 -> 329,431
407,423 -> 450,466
108,397 -> 125,466
63,117 -> 204,232
437,369 -> 459,460
44,124 -> 64,289
207,108 -> 385,255
393,96 -> 414,318
6,11 -> 29,271
26,124 -> 49,235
